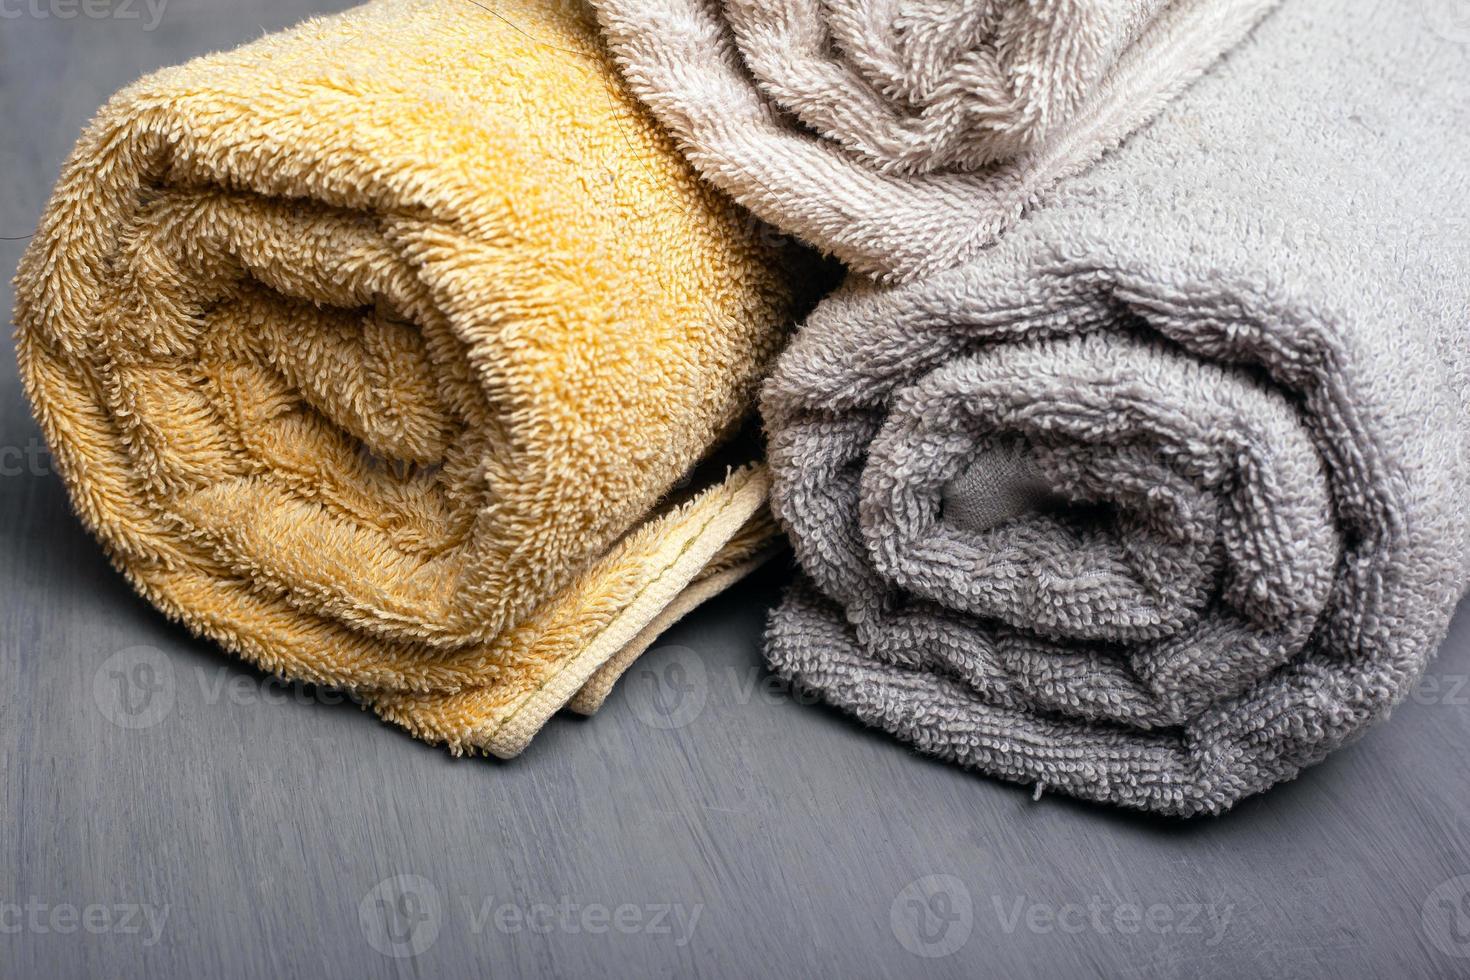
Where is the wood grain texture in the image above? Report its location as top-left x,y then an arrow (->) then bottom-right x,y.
2,3 -> 1468,977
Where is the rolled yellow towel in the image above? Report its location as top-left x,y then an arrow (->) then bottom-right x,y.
13,0 -> 806,756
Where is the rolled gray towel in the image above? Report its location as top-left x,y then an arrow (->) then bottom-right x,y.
761,0 -> 1470,816
591,0 -> 1277,281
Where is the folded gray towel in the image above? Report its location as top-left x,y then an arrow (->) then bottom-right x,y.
591,0 -> 1276,281
762,0 -> 1470,816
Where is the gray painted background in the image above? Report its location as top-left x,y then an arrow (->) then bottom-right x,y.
2,2 -> 1468,977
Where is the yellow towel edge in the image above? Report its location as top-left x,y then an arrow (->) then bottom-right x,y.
564,547 -> 780,717
480,464 -> 772,758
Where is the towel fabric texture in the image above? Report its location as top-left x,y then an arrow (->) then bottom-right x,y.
592,0 -> 1276,281
762,0 -> 1470,815
13,0 -> 807,757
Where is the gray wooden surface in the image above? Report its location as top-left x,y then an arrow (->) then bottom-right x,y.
3,3 -> 1469,977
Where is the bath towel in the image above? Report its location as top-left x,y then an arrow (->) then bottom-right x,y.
13,0 -> 809,757
762,0 -> 1470,815
591,0 -> 1277,281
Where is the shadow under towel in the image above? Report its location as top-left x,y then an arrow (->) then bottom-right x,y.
592,0 -> 1277,282
761,0 -> 1470,816
13,0 -> 808,758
